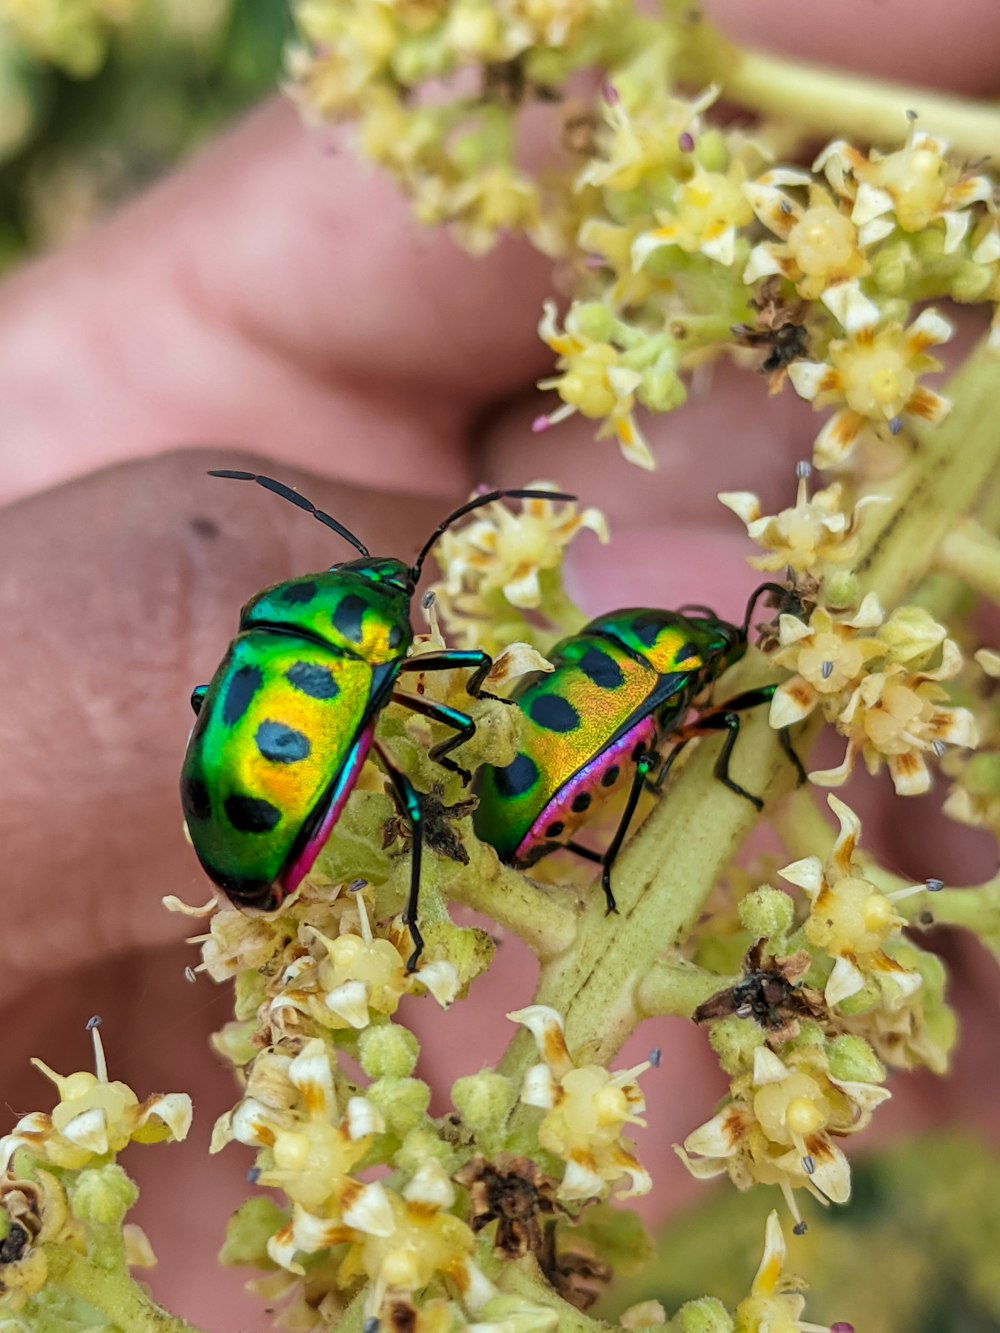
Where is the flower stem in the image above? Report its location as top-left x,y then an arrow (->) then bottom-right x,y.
636,956 -> 738,1019
935,518 -> 1000,604
45,1242 -> 205,1333
721,46 -> 1000,159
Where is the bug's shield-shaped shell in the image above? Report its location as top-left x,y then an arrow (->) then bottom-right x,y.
181,631 -> 378,905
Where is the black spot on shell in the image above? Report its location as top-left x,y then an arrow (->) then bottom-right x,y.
222,665 -> 263,726
182,775 -> 212,821
632,613 -> 664,648
279,581 -> 318,604
579,646 -> 624,689
529,693 -> 580,732
256,720 -> 312,764
286,661 -> 340,700
571,791 -> 592,813
545,820 -> 565,838
601,765 -> 620,788
190,684 -> 207,715
676,642 -> 701,665
388,624 -> 404,650
493,752 -> 540,799
333,594 -> 367,642
224,794 -> 282,834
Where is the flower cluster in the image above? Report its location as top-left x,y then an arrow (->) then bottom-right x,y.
0,1022 -> 191,1317
768,597 -> 976,794
678,1036 -> 888,1228
510,1005 -> 652,1200
426,482 -> 607,652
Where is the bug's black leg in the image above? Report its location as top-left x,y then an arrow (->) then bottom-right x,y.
596,747 -> 657,913
374,741 -> 425,973
399,650 -> 512,703
565,840 -> 603,865
650,737 -> 691,792
393,690 -> 477,785
190,685 -> 208,715
705,710 -> 763,809
708,683 -> 806,788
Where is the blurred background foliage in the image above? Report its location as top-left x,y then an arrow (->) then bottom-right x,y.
0,0 -> 292,266
608,1134 -> 1000,1332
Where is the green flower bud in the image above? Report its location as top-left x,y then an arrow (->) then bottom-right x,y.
950,260 -> 994,302
69,1164 -> 137,1226
827,1033 -> 885,1085
219,1197 -> 287,1268
573,301 -> 617,342
639,368 -> 687,412
964,750 -> 1000,796
708,1016 -> 764,1075
738,887 -> 794,941
451,1071 -> 517,1130
869,240 -> 914,295
693,128 -> 727,172
359,1023 -> 420,1079
824,570 -> 859,609
394,1127 -> 455,1178
367,1076 -> 431,1135
672,1296 -> 734,1332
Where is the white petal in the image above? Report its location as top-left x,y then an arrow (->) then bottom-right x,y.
825,955 -> 865,1007
717,491 -> 762,525
559,1159 -> 608,1200
743,244 -> 784,282
857,218 -> 895,248
972,227 -> 1000,264
851,182 -> 893,226
138,1093 -> 193,1143
907,306 -> 954,347
778,856 -> 824,897
325,979 -> 371,1029
786,359 -> 830,400
701,227 -> 737,266
751,1211 -> 786,1297
753,1047 -> 790,1086
849,593 -> 885,628
942,210 -> 971,254
346,1096 -> 384,1139
411,959 -> 460,1008
342,1180 -> 394,1237
61,1108 -> 109,1155
521,1064 -> 556,1110
822,281 -> 880,333
403,1160 -> 455,1208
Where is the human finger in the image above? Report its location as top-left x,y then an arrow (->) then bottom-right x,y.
0,449 -> 445,1001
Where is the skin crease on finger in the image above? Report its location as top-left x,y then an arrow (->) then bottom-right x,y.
2,6 -> 1000,1327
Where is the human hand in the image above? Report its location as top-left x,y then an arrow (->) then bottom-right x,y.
2,3 -> 999,1326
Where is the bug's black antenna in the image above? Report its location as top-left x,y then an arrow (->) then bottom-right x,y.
409,488 -> 576,584
741,582 -> 793,640
208,471 -> 370,558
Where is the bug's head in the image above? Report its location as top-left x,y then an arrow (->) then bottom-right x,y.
334,555 -> 416,596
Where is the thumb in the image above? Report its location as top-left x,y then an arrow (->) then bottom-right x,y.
0,449 -> 444,1001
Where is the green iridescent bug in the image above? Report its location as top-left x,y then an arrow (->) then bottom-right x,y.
181,472 -> 570,970
472,586 -> 805,909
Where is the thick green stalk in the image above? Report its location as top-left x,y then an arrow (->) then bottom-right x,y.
721,47 -> 1000,158
45,1243 -> 203,1333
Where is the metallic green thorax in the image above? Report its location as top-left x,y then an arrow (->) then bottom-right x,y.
181,560 -> 415,904
473,607 -> 745,862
